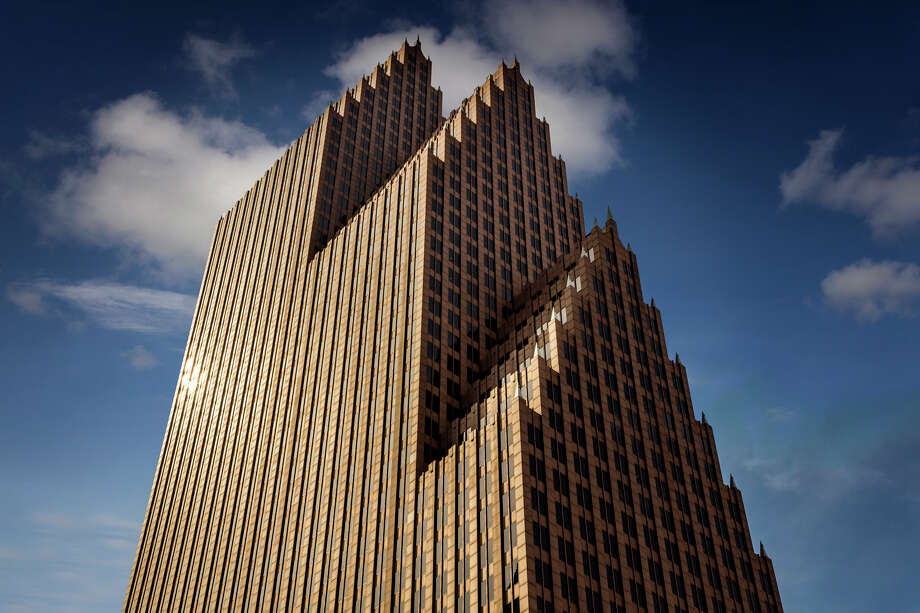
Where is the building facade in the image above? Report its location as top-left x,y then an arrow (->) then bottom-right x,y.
124,41 -> 783,613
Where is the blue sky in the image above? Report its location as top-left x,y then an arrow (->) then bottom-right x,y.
1,1 -> 919,611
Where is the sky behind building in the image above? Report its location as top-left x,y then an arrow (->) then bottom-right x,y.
1,1 -> 918,611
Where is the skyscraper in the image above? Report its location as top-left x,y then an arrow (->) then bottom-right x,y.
125,40 -> 783,613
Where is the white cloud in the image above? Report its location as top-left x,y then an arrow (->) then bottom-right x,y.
7,279 -> 196,332
528,77 -> 631,173
821,259 -> 920,321
324,0 -> 637,175
482,0 -> 636,76
43,11 -> 634,279
122,345 -> 158,370
324,26 -> 497,119
780,128 -> 920,235
45,92 -> 285,277
183,34 -> 257,97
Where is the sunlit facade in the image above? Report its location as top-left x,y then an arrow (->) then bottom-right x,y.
125,40 -> 782,613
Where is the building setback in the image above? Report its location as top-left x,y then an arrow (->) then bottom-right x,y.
124,40 -> 783,613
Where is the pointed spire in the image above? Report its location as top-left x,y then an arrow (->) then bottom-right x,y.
650,297 -> 655,307
415,34 -> 420,45
607,205 -> 613,221
701,411 -> 707,425
512,55 -> 519,68
760,541 -> 767,557
730,473 -> 736,488
675,352 -> 681,364
592,217 -> 598,229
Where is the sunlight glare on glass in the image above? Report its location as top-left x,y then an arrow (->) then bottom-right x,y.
180,361 -> 204,392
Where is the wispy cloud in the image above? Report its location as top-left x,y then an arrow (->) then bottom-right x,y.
324,0 -> 637,175
742,454 -> 888,497
6,284 -> 46,315
0,511 -> 141,609
7,279 -> 195,333
765,406 -> 797,422
23,130 -> 85,160
122,345 -> 158,370
30,511 -> 139,544
0,546 -> 21,561
780,128 -> 920,236
301,89 -> 337,123
821,259 -> 920,321
182,34 -> 257,97
32,511 -> 78,530
44,92 -> 285,277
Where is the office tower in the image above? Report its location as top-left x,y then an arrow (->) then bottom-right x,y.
125,40 -> 783,613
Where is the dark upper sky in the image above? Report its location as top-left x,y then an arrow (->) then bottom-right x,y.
1,1 -> 918,611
